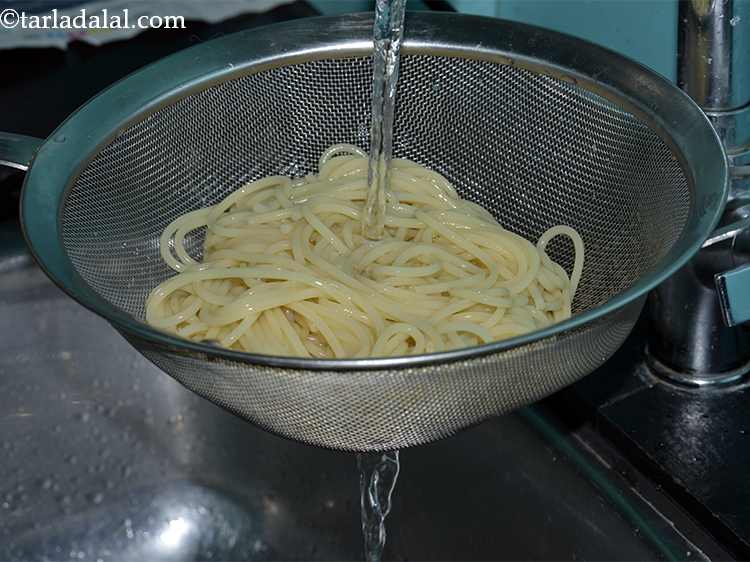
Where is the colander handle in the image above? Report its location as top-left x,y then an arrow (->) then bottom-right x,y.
0,132 -> 43,172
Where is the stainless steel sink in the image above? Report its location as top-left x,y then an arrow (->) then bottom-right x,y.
0,242 -> 714,561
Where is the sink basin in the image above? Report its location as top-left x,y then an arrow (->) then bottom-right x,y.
0,254 -> 711,561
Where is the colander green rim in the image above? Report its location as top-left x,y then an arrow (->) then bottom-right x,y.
20,12 -> 728,371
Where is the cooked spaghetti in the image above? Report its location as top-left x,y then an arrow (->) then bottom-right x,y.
145,144 -> 584,358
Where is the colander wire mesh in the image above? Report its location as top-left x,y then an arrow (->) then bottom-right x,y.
58,54 -> 689,450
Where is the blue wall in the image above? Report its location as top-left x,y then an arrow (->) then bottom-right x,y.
450,0 -> 677,81
309,0 -> 430,14
308,0 -> 372,14
311,0 -> 678,82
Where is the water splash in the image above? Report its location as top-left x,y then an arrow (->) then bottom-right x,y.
363,0 -> 407,240
357,450 -> 400,562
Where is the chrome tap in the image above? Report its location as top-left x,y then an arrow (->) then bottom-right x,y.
647,0 -> 750,385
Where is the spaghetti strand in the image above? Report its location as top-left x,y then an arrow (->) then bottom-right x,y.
146,145 -> 584,358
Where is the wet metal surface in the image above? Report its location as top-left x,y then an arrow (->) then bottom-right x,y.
0,260 -> 710,561
564,310 -> 750,559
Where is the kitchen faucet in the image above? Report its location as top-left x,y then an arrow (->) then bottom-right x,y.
648,0 -> 750,386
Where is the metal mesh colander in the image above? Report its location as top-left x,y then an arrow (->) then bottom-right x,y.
20,14 -> 727,450
63,56 -> 689,318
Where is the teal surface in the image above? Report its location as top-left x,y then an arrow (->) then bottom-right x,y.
308,0 -> 372,14
499,0 -> 677,82
718,264 -> 750,326
312,0 -> 678,82
309,0 -> 430,13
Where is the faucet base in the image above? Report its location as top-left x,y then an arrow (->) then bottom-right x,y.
645,346 -> 750,388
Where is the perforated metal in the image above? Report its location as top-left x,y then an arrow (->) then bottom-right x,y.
60,55 -> 690,450
133,298 -> 642,450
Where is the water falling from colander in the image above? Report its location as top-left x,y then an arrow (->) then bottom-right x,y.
358,1 -> 408,557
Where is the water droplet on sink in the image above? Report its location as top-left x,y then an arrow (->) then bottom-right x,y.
67,455 -> 77,465
89,492 -> 104,504
124,518 -> 134,539
41,478 -> 52,490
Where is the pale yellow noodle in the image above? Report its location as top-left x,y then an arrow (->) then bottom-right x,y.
146,145 -> 584,358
